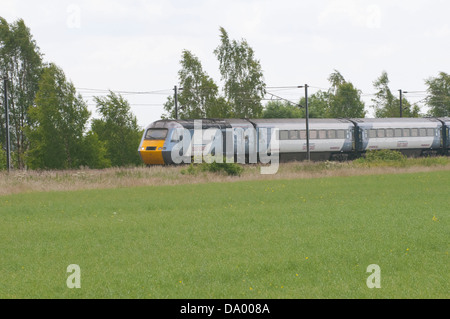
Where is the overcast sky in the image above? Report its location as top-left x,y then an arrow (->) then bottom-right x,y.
2,0 -> 449,128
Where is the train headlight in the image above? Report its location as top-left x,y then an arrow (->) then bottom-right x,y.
158,147 -> 163,151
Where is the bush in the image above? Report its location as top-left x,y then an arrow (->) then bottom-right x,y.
182,159 -> 244,177
359,150 -> 407,162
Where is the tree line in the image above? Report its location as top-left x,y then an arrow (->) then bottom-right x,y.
1,19 -> 449,171
0,17 -> 142,170
163,27 -> 449,121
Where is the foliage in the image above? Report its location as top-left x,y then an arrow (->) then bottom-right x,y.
328,82 -> 366,118
0,17 -> 43,169
163,50 -> 231,119
0,148 -> 6,170
92,91 -> 142,167
214,27 -> 266,118
355,149 -> 407,164
262,100 -> 303,118
26,63 -> 91,169
425,71 -> 450,117
182,159 -> 244,176
77,131 -> 111,169
371,71 -> 420,118
305,90 -> 332,118
164,27 -> 265,119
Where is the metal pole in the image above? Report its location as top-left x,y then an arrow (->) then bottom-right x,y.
399,89 -> 403,118
174,85 -> 178,120
3,77 -> 11,171
305,84 -> 310,162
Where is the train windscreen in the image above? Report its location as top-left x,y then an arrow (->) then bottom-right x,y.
145,129 -> 168,140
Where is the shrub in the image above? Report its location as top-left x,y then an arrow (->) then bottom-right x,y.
182,159 -> 244,177
364,149 -> 406,162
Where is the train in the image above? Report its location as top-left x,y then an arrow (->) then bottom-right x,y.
138,117 -> 450,165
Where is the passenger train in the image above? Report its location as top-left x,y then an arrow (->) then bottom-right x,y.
138,118 -> 450,165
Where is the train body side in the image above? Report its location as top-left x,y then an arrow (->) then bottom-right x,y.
251,118 -> 354,161
139,117 -> 450,165
351,118 -> 443,157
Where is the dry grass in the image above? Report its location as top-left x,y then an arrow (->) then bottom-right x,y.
1,158 -> 450,196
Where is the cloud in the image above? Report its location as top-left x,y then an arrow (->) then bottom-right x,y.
319,0 -> 382,29
424,24 -> 450,38
1,0 -> 18,18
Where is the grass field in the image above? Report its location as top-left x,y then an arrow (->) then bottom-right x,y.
0,168 -> 448,299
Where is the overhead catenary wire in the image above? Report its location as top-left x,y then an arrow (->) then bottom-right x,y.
76,87 -> 173,95
70,84 -> 447,113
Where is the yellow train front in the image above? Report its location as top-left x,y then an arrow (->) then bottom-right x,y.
139,120 -> 192,165
138,121 -> 170,165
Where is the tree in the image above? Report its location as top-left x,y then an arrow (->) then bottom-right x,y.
328,69 -> 346,95
0,148 -> 6,170
262,100 -> 303,118
372,71 -> 420,118
263,91 -> 330,119
425,71 -> 450,117
328,82 -> 366,118
77,131 -> 111,169
26,64 -> 90,169
91,91 -> 142,167
299,91 -> 331,118
324,70 -> 366,118
294,71 -> 365,119
214,27 -> 266,118
163,50 -> 230,119
0,17 -> 43,169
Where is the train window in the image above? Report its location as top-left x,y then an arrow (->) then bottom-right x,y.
337,130 -> 345,139
427,128 -> 435,137
328,130 -> 336,139
411,128 -> 418,137
300,130 -> 307,139
145,129 -> 168,140
289,130 -> 299,140
403,128 -> 410,137
279,130 -> 289,140
386,129 -> 394,137
377,129 -> 385,138
310,130 -> 317,139
395,129 -> 402,137
419,128 -> 427,137
368,129 -> 377,138
318,130 -> 327,139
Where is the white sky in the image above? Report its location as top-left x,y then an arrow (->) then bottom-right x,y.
2,0 -> 449,128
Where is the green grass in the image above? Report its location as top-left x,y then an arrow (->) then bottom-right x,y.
0,171 -> 448,299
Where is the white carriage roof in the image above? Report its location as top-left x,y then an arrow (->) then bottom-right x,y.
250,118 -> 352,124
350,118 -> 441,123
